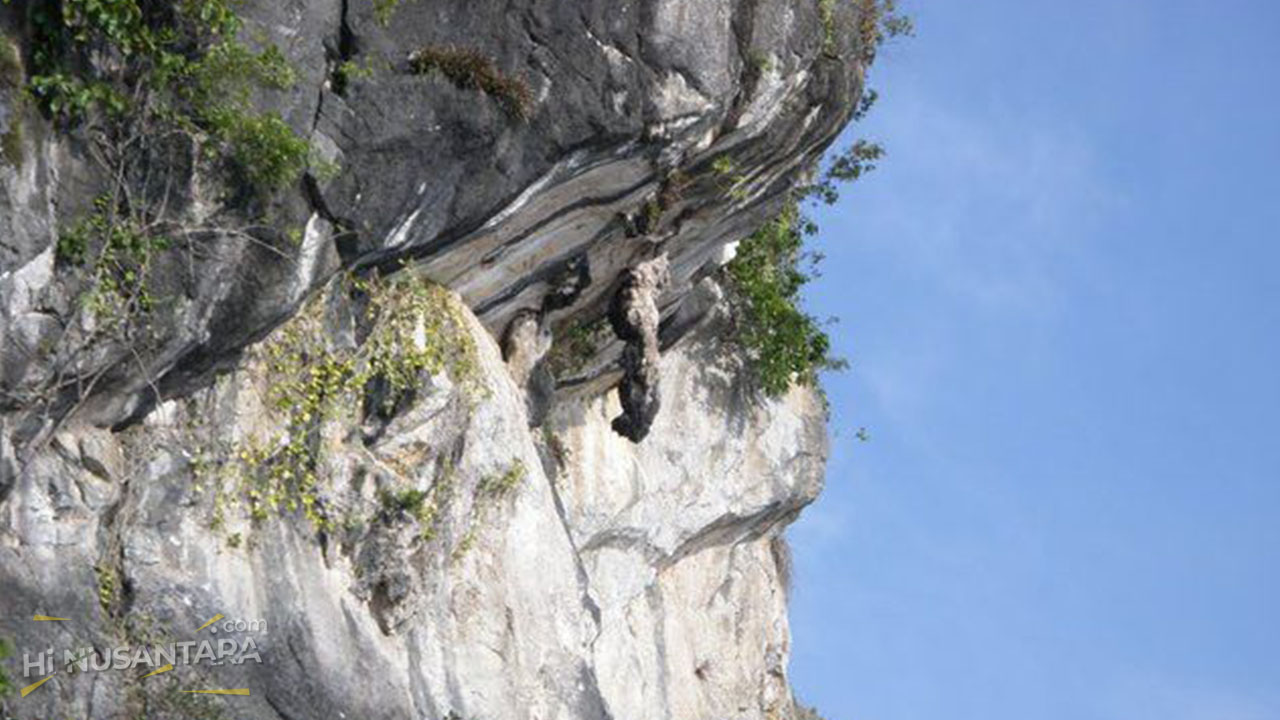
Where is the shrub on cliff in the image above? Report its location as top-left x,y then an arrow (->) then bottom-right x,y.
726,203 -> 844,397
408,46 -> 532,120
726,0 -> 909,396
724,135 -> 882,396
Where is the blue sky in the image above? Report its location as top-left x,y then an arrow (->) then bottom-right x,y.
788,1 -> 1280,718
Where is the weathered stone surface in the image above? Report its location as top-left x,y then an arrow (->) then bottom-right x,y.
0,0 -> 855,715
547,294 -> 827,720
607,254 -> 670,442
503,309 -> 552,390
2,284 -> 604,719
0,284 -> 825,719
0,0 -> 862,439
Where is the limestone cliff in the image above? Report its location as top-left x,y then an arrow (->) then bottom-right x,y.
0,0 -> 862,717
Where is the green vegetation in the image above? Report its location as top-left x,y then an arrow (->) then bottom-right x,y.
451,523 -> 479,563
724,136 -> 885,395
1,35 -> 24,168
478,459 -> 526,498
20,0 -> 313,189
725,203 -> 843,396
1,0 -> 329,424
56,194 -> 171,323
642,197 -> 662,233
380,486 -> 434,525
408,46 -> 533,120
626,168 -> 691,238
806,139 -> 884,205
723,2 -> 909,396
371,0 -> 410,26
818,0 -> 838,56
254,277 -> 473,528
856,0 -> 914,65
544,317 -> 607,377
712,155 -> 750,200
207,274 -> 480,533
94,563 -> 118,615
24,0 -> 313,261
818,0 -> 914,62
332,56 -> 381,96
0,114 -> 21,168
0,636 -> 12,698
379,481 -> 445,541
451,458 -> 526,563
375,457 -> 454,541
748,50 -> 775,74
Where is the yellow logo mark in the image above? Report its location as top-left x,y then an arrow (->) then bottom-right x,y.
140,664 -> 174,679
20,676 -> 54,698
196,614 -> 224,632
21,609 -> 251,700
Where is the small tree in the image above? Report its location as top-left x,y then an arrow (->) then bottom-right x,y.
726,203 -> 845,397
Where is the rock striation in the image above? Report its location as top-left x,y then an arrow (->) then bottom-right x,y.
0,0 -> 865,716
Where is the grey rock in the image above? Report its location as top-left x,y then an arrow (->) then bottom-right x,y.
0,0 -> 859,715
502,309 -> 552,389
0,281 -> 826,719
607,254 -> 671,442
0,0 -> 862,440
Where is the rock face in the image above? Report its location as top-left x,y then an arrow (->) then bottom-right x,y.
607,254 -> 670,442
0,0 -> 860,716
0,280 -> 826,719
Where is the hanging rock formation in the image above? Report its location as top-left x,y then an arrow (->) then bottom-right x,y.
607,255 -> 670,442
0,0 -> 871,716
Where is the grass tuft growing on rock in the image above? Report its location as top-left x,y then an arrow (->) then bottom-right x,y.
408,46 -> 533,120
478,459 -> 527,498
94,563 -> 118,615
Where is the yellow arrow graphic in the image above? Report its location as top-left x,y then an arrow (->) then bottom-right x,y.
21,676 -> 54,698
32,615 -> 67,622
140,663 -> 174,679
195,614 -> 224,632
182,689 -> 251,696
